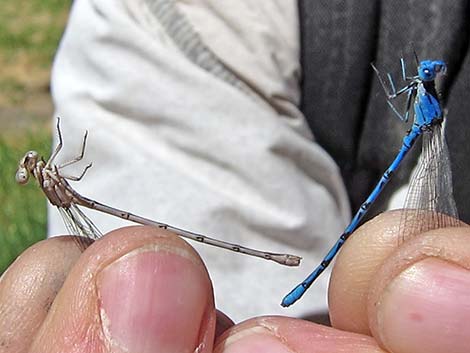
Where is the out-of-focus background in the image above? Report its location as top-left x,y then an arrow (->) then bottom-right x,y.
0,0 -> 71,273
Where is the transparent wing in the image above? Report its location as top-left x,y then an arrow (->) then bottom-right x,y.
400,123 -> 460,242
57,204 -> 102,251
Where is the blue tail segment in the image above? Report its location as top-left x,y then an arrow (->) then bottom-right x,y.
281,59 -> 447,307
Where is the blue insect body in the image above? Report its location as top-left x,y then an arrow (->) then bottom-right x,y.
282,59 -> 448,307
418,60 -> 446,81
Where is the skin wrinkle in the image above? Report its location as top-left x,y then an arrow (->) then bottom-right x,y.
52,296 -> 103,353
226,326 -> 296,353
263,317 -> 382,352
257,320 -> 294,350
218,326 -> 270,349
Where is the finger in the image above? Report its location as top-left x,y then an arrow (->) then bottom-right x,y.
328,211 -> 404,334
0,236 -> 82,353
329,211 -> 468,333
29,226 -> 216,353
214,316 -> 387,353
328,210 -> 470,353
368,227 -> 470,353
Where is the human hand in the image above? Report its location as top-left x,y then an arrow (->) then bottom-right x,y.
1,211 -> 469,353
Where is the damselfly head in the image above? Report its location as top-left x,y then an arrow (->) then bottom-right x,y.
16,150 -> 39,185
418,60 -> 447,81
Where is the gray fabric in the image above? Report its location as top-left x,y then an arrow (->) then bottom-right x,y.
299,0 -> 470,220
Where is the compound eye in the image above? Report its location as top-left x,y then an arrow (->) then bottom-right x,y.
27,151 -> 38,158
15,168 -> 29,184
23,151 -> 39,170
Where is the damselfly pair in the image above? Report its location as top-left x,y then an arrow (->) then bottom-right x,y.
16,55 -> 461,308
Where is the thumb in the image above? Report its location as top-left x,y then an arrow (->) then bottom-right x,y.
30,226 -> 216,353
368,227 -> 470,353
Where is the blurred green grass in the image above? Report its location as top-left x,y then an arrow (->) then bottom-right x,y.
0,131 -> 50,272
0,0 -> 69,103
0,0 -> 70,272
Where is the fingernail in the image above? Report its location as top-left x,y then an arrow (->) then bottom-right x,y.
377,258 -> 470,353
215,326 -> 294,353
97,243 -> 210,353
